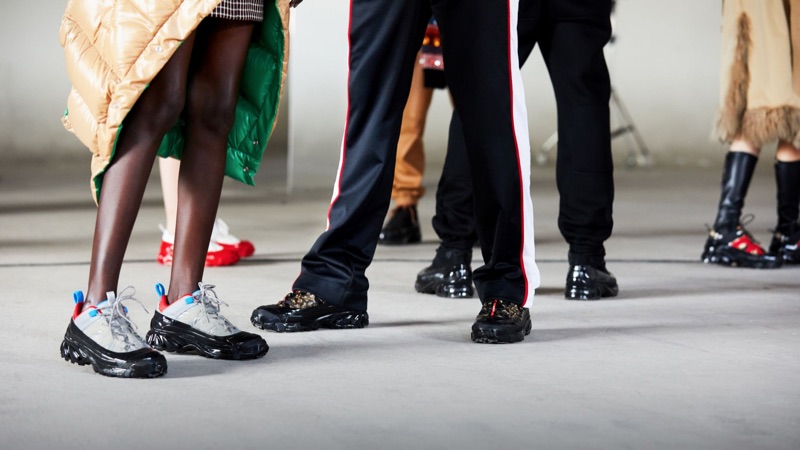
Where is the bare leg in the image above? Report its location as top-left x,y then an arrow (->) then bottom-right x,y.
158,157 -> 181,235
166,19 -> 254,302
730,138 -> 760,156
85,34 -> 196,308
776,140 -> 800,162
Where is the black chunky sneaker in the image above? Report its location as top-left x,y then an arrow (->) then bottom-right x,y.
701,225 -> 781,269
471,299 -> 531,344
379,205 -> 422,245
415,246 -> 473,298
565,264 -> 619,300
769,228 -> 800,265
61,288 -> 167,378
146,283 -> 268,360
251,290 -> 369,332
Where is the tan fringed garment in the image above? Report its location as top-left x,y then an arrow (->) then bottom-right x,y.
716,0 -> 800,148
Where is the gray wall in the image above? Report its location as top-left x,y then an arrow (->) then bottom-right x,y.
1,1 -> 724,190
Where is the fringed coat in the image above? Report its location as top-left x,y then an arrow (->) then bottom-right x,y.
716,0 -> 800,148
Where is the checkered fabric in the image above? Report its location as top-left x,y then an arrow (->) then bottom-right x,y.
209,0 -> 265,22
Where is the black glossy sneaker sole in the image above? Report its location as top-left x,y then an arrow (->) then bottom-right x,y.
251,309 -> 369,333
415,280 -> 474,299
565,283 -> 619,301
471,310 -> 532,344
146,312 -> 268,360
61,322 -> 167,378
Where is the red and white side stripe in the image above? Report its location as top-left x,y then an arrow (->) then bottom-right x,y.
326,0 -> 355,230
507,0 -> 539,306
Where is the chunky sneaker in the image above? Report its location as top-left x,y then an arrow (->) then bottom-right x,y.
379,205 -> 422,245
212,218 -> 255,258
157,225 -> 240,267
415,246 -> 474,298
60,288 -> 167,378
701,225 -> 781,269
471,299 -> 531,344
251,290 -> 369,332
146,283 -> 268,360
769,228 -> 800,265
565,264 -> 619,300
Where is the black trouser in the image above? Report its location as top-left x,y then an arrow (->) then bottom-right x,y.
294,0 -> 539,310
433,0 -> 614,267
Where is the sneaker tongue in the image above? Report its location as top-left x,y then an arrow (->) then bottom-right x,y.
95,300 -> 110,309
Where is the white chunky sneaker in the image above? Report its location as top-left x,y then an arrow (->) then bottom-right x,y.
146,283 -> 268,360
60,287 -> 167,378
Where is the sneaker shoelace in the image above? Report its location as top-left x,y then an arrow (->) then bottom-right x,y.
100,286 -> 149,347
193,283 -> 231,324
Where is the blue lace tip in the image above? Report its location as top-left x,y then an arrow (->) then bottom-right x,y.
155,283 -> 165,296
88,310 -> 98,317
73,291 -> 84,304
185,297 -> 194,305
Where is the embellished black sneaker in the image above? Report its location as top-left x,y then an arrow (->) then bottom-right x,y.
701,226 -> 781,269
565,264 -> 619,300
146,283 -> 268,360
415,246 -> 473,298
61,288 -> 167,378
251,290 -> 369,332
379,205 -> 422,245
769,229 -> 800,265
471,299 -> 531,344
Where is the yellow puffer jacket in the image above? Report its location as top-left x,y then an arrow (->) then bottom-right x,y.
59,0 -> 290,202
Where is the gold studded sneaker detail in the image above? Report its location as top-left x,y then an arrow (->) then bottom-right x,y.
470,299 -> 532,344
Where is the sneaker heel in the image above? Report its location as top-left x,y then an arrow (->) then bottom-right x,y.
435,282 -> 474,299
146,330 -> 186,353
60,339 -> 89,366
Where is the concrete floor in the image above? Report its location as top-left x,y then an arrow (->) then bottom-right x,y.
0,158 -> 798,450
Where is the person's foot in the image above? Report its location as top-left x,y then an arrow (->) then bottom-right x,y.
471,299 -> 531,344
146,283 -> 268,360
701,226 -> 781,269
251,290 -> 369,332
565,264 -> 619,300
415,246 -> 473,298
769,227 -> 800,265
157,225 -> 240,267
60,288 -> 167,378
212,218 -> 256,258
379,205 -> 421,245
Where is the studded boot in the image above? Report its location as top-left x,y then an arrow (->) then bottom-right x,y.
769,160 -> 800,264
701,151 -> 780,268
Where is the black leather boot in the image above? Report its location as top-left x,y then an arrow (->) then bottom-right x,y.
769,160 -> 800,264
701,152 -> 780,268
379,205 -> 422,245
415,246 -> 473,298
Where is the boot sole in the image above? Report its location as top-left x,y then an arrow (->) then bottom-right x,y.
702,248 -> 782,269
61,324 -> 167,378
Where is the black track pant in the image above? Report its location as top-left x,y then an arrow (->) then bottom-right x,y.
293,0 -> 539,310
433,0 -> 614,267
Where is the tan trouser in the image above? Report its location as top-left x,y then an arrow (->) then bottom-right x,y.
392,55 -> 434,206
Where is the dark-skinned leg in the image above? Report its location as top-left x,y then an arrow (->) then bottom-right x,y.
84,33 -> 196,309
146,19 -> 267,360
167,19 -> 255,302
